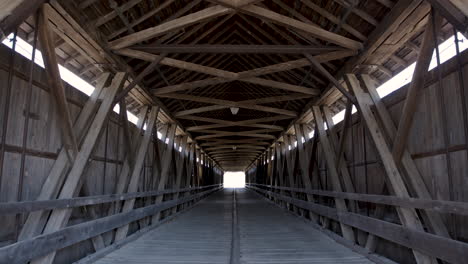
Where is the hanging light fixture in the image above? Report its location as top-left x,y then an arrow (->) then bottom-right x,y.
230,107 -> 239,115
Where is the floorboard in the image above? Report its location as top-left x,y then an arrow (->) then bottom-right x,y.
93,189 -> 373,264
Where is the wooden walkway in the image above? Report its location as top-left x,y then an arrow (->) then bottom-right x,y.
93,189 -> 373,264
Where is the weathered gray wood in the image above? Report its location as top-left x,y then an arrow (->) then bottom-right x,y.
346,73 -> 435,264
361,74 -> 451,238
38,6 -> 78,160
109,5 -> 233,49
133,44 -> 343,54
0,185 -> 219,214
249,183 -> 468,216
392,10 -> 442,162
294,123 -> 319,222
0,0 -> 46,40
250,186 -> 468,264
114,106 -> 160,241
151,124 -> 177,223
322,106 -> 358,213
171,135 -> 188,214
312,106 -> 355,241
18,73 -> 111,241
0,187 -> 220,264
239,5 -> 362,50
30,73 -> 127,264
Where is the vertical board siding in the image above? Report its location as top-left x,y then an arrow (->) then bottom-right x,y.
249,51 -> 468,263
0,46 -> 165,263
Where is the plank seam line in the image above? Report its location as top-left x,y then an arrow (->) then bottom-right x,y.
245,187 -> 398,264
230,188 -> 241,264
73,188 -> 222,264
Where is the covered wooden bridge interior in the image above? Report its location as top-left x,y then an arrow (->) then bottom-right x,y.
1,0 -> 468,263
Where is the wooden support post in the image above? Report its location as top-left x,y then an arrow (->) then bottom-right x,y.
114,106 -> 160,241
346,73 -> 436,264
304,53 -> 356,104
274,143 -> 286,207
171,135 -> 188,214
392,10 -> 442,162
0,0 -> 47,40
151,124 -> 177,223
335,101 -> 353,169
38,6 -> 78,160
29,73 -> 127,264
322,107 -> 357,199
106,106 -> 149,226
119,100 -> 135,167
181,143 -> 196,206
283,135 -> 300,214
294,123 -> 319,222
18,73 -> 111,241
113,54 -> 168,104
312,106 -> 355,242
361,75 -> 450,238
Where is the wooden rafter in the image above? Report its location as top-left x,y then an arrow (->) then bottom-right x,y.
132,44 -> 344,54
109,5 -> 233,49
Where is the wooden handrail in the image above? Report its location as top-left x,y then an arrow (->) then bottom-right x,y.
247,185 -> 468,264
248,183 -> 468,216
0,184 -> 221,215
0,186 -> 221,264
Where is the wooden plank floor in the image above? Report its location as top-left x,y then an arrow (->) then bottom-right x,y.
93,189 -> 373,264
238,189 -> 372,264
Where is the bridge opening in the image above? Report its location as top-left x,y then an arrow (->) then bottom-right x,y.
223,171 -> 246,188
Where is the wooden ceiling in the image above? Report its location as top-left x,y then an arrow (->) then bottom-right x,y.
14,0 -> 465,170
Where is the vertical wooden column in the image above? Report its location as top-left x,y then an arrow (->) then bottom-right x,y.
294,123 -> 319,222
37,5 -> 78,160
361,75 -> 450,238
171,135 -> 188,213
184,143 -> 195,188
274,142 -> 286,207
346,74 -> 437,264
283,135 -> 301,214
114,106 -> 160,241
266,147 -> 274,186
151,124 -> 177,223
18,73 -> 111,241
312,106 -> 355,242
195,148 -> 201,187
322,107 -> 358,210
106,107 -> 149,225
392,10 -> 442,162
31,73 -> 127,264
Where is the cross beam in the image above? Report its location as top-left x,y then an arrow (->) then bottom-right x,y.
159,93 -> 307,117
115,49 -> 354,94
132,44 -> 344,54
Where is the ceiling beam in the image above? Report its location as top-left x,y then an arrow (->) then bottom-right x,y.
132,44 -> 343,54
188,123 -> 283,131
167,93 -> 311,117
179,115 -> 292,125
160,93 -> 298,117
196,133 -> 276,140
0,0 -> 47,40
109,5 -> 233,49
425,0 -> 468,34
239,5 -> 363,50
200,140 -> 271,146
205,145 -> 266,151
116,48 -> 353,95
